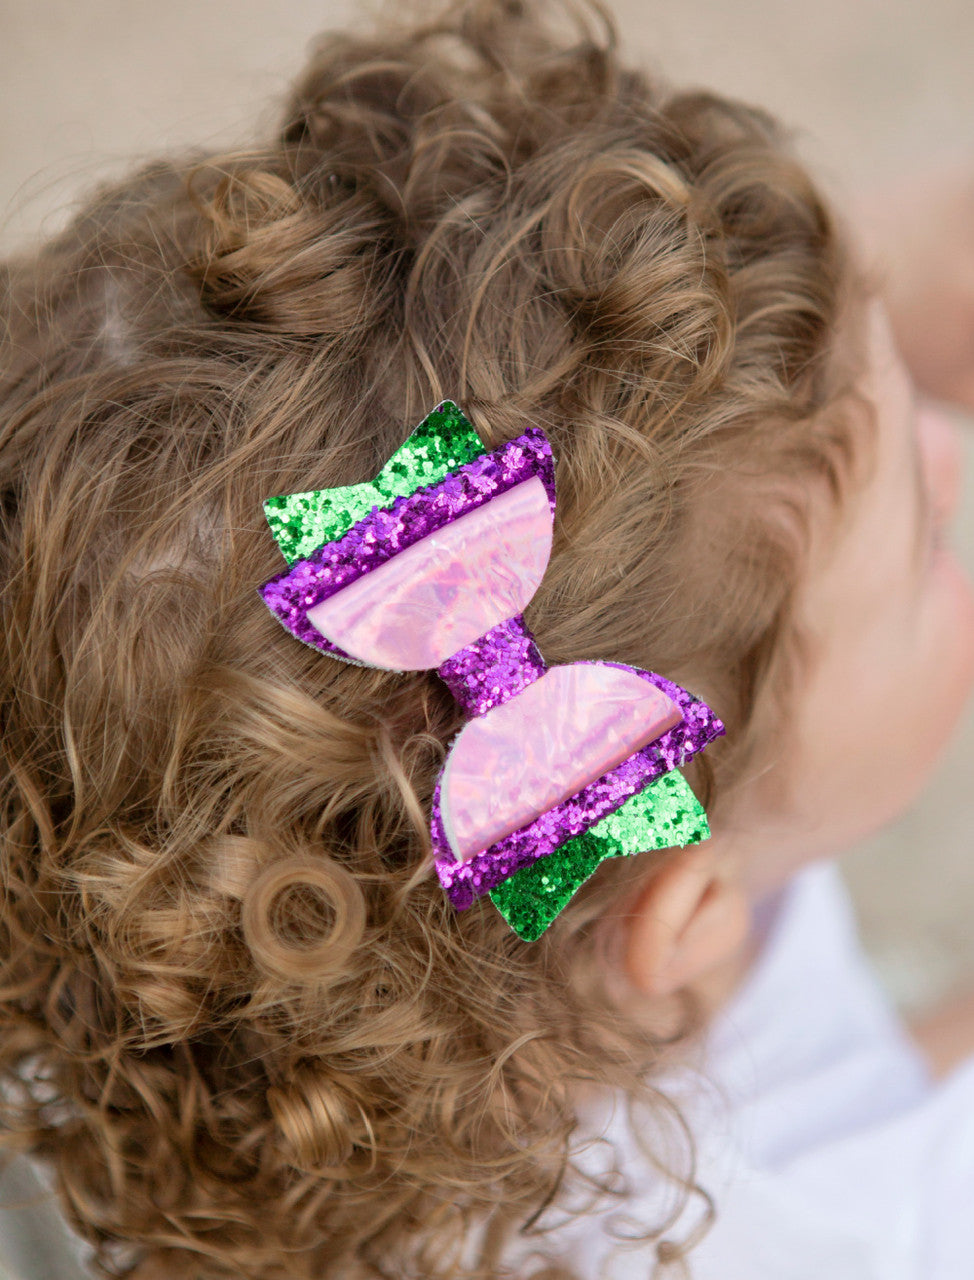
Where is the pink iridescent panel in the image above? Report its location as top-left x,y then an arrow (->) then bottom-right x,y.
305,477 -> 552,669
439,665 -> 682,861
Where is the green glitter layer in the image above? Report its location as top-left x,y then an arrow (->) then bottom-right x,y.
489,770 -> 710,941
264,401 -> 487,565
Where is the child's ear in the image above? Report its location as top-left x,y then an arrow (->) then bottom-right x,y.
622,843 -> 752,998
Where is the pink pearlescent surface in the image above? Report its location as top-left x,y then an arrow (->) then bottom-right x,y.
304,477 -> 552,669
440,664 -> 683,860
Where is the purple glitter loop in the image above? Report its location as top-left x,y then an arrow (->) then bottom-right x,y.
259,430 -> 555,663
436,615 -> 547,718
432,666 -> 724,909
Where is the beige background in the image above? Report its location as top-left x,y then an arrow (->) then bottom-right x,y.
3,0 -> 974,1012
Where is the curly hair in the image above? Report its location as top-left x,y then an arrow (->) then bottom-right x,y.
0,1 -> 872,1276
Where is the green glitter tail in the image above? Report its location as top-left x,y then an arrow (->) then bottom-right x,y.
263,401 -> 486,565
489,770 -> 710,941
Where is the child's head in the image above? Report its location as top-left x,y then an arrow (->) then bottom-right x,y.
713,299 -> 974,903
1,1 -> 970,1276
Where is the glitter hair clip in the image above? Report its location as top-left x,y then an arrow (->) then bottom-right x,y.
259,402 -> 724,940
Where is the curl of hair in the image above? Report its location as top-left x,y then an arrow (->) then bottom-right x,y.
241,856 -> 367,982
0,1 -> 872,1276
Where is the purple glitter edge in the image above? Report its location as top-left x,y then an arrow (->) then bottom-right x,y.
258,430 -> 555,664
432,666 -> 725,909
436,615 -> 547,719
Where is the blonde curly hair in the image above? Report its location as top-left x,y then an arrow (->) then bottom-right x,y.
0,1 -> 871,1275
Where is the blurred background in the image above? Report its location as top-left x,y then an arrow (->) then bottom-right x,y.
3,0 -> 973,1014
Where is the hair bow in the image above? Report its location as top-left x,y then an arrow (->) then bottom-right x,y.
258,402 -> 724,939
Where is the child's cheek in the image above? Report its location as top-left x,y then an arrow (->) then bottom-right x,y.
917,404 -> 965,526
917,547 -> 974,764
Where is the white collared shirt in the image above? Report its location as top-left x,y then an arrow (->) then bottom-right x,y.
512,858 -> 974,1279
